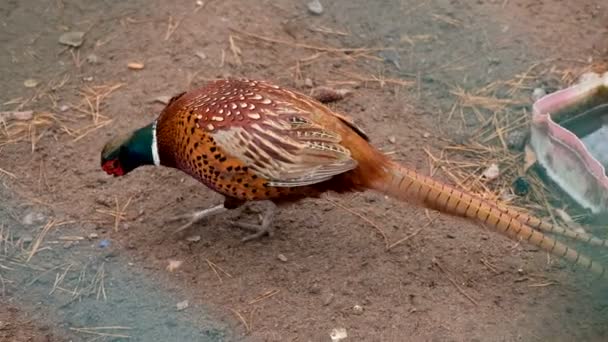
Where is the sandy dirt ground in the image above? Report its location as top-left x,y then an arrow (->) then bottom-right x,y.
1,0 -> 608,341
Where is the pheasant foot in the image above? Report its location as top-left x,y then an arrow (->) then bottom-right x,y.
230,201 -> 277,242
169,204 -> 228,234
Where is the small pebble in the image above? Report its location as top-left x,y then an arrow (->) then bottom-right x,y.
506,129 -> 527,151
322,293 -> 334,306
86,54 -> 100,64
304,78 -> 314,88
186,235 -> 201,242
176,300 -> 189,311
307,0 -> 323,15
311,87 -> 352,103
532,87 -> 546,102
482,163 -> 500,181
88,233 -> 99,239
423,132 -> 431,138
309,283 -> 321,294
0,110 -> 33,121
512,176 -> 531,196
98,239 -> 111,248
352,304 -> 364,315
21,234 -> 33,244
277,253 -> 288,262
154,95 -> 172,105
330,328 -> 348,342
58,31 -> 84,47
128,62 -> 145,70
24,79 -> 39,88
83,76 -> 93,82
388,136 -> 396,144
195,51 -> 207,60
22,211 -> 45,225
167,259 -> 183,272
59,105 -> 70,112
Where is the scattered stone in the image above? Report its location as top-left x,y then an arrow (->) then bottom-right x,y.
58,31 -> 85,47
59,105 -> 70,112
352,304 -> 364,315
311,87 -> 352,103
512,176 -> 530,196
388,136 -> 396,144
322,292 -> 334,306
167,259 -> 183,272
481,163 -> 500,181
532,87 -> 546,102
21,234 -> 33,245
83,76 -> 94,82
422,132 -> 431,138
195,51 -> 207,60
95,195 -> 113,207
307,0 -> 323,15
128,62 -> 145,70
98,239 -> 111,248
506,129 -> 528,151
22,211 -> 45,225
86,54 -> 100,64
304,78 -> 314,88
0,110 -> 34,121
186,235 -> 201,242
330,328 -> 348,342
23,79 -> 39,88
154,95 -> 172,105
277,253 -> 288,262
176,300 -> 189,311
309,283 -> 321,294
88,233 -> 99,239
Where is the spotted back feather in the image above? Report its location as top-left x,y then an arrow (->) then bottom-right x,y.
159,79 -> 360,188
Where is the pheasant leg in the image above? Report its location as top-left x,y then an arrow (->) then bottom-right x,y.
169,204 -> 228,234
230,201 -> 277,242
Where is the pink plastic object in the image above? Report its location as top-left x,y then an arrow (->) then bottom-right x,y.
530,72 -> 608,214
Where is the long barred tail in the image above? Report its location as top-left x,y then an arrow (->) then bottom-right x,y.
496,206 -> 608,248
370,160 -> 606,278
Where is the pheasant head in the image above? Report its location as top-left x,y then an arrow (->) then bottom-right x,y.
101,122 -> 159,177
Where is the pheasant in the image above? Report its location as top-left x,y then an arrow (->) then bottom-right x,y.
101,78 -> 608,278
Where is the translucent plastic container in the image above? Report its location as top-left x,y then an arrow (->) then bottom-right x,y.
530,72 -> 608,214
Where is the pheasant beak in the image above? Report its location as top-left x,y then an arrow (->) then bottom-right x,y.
102,159 -> 125,177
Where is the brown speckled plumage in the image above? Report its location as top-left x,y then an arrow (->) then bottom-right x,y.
155,79 -> 369,204
103,78 -> 608,278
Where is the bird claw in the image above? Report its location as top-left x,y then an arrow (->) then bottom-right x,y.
229,220 -> 275,242
229,201 -> 276,242
170,204 -> 228,235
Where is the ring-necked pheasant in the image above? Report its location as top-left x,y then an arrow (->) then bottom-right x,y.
101,78 -> 608,278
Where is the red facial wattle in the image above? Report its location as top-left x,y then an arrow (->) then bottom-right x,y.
102,159 -> 125,176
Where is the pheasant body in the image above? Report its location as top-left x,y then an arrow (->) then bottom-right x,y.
102,78 -> 608,279
154,79 -> 371,203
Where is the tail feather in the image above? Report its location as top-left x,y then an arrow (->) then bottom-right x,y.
497,206 -> 608,248
369,160 -> 606,278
